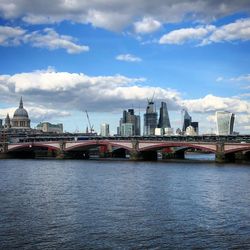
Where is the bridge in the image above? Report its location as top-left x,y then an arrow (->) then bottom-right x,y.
1,135 -> 250,163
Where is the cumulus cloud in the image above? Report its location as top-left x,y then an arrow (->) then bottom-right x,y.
159,18 -> 250,46
0,26 -> 26,45
23,28 -> 89,54
0,68 -> 182,114
116,54 -> 142,62
134,17 -> 161,34
0,26 -> 89,53
159,25 -> 215,44
182,94 -> 250,114
202,18 -> 250,45
0,1 -> 250,31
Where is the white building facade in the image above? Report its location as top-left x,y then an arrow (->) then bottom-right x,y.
100,123 -> 110,137
216,111 -> 235,135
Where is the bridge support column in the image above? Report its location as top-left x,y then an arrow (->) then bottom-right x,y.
215,143 -> 227,163
56,141 -> 66,159
99,145 -> 112,158
130,140 -> 142,160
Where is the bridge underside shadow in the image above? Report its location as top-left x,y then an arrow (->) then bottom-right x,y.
7,146 -> 58,159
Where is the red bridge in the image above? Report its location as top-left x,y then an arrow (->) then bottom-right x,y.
3,138 -> 250,163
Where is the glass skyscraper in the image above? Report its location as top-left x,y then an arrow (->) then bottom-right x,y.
119,109 -> 140,136
216,111 -> 235,135
158,102 -> 171,129
182,109 -> 192,132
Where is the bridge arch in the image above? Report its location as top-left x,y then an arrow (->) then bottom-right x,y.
225,146 -> 250,154
138,142 -> 216,153
65,140 -> 133,152
8,143 -> 59,152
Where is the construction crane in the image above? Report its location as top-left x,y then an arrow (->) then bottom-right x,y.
85,110 -> 94,134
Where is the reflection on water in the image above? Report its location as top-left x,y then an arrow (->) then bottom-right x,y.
0,159 -> 250,249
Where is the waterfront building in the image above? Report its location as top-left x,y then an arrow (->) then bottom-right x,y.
182,109 -> 192,132
158,101 -> 171,129
121,123 -> 133,137
216,111 -> 235,135
119,109 -> 140,136
144,99 -> 157,135
155,128 -> 163,136
164,127 -> 174,135
36,122 -> 63,133
100,123 -> 110,137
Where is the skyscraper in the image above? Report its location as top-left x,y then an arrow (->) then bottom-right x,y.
100,123 -> 110,136
119,109 -> 140,136
144,99 -> 157,135
158,101 -> 171,129
216,111 -> 235,135
182,109 -> 192,132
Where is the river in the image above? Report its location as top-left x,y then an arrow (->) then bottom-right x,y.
0,158 -> 250,249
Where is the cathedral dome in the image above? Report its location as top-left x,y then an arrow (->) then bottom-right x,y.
13,97 -> 29,118
13,108 -> 29,118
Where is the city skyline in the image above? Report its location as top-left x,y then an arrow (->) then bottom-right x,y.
0,1 -> 250,134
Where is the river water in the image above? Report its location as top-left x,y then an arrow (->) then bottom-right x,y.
0,158 -> 250,249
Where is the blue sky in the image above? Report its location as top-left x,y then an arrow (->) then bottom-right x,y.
0,0 -> 250,134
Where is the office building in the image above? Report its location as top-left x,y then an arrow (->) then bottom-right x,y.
36,122 -> 63,133
182,109 -> 192,132
144,99 -> 157,135
121,123 -> 133,137
216,111 -> 235,135
158,101 -> 171,129
191,122 -> 199,135
119,109 -> 140,136
155,128 -> 163,136
100,123 -> 110,137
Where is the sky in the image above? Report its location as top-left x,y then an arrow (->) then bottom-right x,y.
0,0 -> 250,135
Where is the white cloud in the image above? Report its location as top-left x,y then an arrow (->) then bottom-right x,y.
23,28 -> 89,54
159,18 -> 250,46
159,25 -> 215,44
116,54 -> 142,62
0,106 -> 70,123
0,26 -> 26,45
202,18 -> 250,45
0,26 -> 89,54
216,76 -> 224,82
134,17 -> 161,34
1,1 -> 250,31
229,74 -> 250,82
182,94 -> 250,114
0,68 -> 181,114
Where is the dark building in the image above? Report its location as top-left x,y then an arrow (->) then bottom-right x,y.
144,99 -> 157,135
158,101 -> 171,129
191,122 -> 199,134
182,109 -> 192,132
119,109 -> 140,136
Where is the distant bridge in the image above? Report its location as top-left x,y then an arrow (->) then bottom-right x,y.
3,138 -> 250,163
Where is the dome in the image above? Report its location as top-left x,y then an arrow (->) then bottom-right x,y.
13,108 -> 29,118
13,97 -> 29,118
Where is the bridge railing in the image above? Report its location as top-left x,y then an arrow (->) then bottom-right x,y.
6,134 -> 250,144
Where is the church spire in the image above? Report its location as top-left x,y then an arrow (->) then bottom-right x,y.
19,96 -> 23,108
